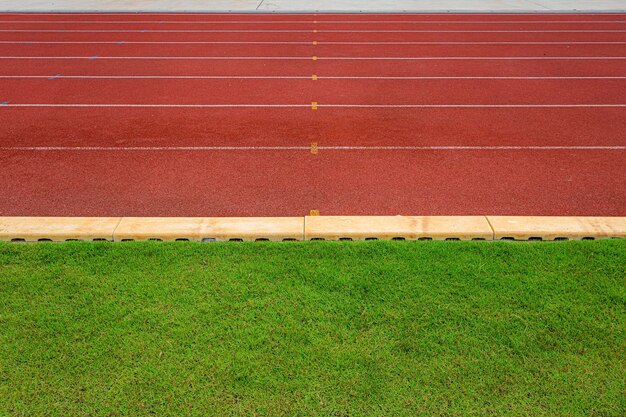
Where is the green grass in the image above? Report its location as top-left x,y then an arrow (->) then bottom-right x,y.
0,240 -> 624,416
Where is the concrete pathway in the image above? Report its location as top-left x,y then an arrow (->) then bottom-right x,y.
0,0 -> 624,12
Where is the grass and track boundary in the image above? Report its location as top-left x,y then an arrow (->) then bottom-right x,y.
0,216 -> 624,242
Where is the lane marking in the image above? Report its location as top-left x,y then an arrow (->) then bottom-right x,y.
1,146 -> 624,151
1,75 -> 625,80
2,19 -> 626,24
2,29 -> 626,33
310,210 -> 320,216
2,104 -> 626,109
2,56 -> 626,60
1,104 -> 314,108
2,10 -> 626,17
311,142 -> 318,154
2,12 -> 623,15
317,145 -> 626,150
2,41 -> 626,45
319,104 -> 626,108
47,73 -> 61,80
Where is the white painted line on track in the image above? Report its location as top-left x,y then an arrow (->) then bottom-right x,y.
2,20 -> 626,24
319,56 -> 626,60
1,103 -> 313,108
1,12 -> 624,16
2,104 -> 625,108
2,41 -> 626,45
2,29 -> 626,33
320,104 -> 626,108
2,75 -> 625,80
1,146 -> 624,151
1,56 -> 625,60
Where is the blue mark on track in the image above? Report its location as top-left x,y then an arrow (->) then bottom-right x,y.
48,74 -> 61,80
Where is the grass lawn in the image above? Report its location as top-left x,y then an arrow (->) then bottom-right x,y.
0,240 -> 624,416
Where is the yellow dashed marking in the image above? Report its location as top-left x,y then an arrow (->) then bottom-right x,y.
312,41 -> 318,45
312,74 -> 318,81
313,29 -> 318,33
310,142 -> 318,154
310,210 -> 320,216
313,20 -> 318,24
312,55 -> 318,61
311,101 -> 318,110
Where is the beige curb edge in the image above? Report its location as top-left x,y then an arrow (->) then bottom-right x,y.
1,216 -> 625,242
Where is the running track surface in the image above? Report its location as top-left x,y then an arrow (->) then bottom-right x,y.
0,13 -> 624,217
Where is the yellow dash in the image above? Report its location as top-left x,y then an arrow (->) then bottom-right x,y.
310,209 -> 320,216
312,40 -> 318,45
311,101 -> 318,110
312,74 -> 318,81
313,29 -> 318,33
312,55 -> 318,61
310,142 -> 318,154
313,20 -> 318,24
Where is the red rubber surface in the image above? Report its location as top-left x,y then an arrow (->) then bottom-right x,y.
0,12 -> 624,217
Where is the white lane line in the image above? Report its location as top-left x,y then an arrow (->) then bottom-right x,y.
0,75 -> 310,79
1,56 -> 625,60
2,75 -> 625,80
1,29 -> 626,33
320,104 -> 626,108
2,20 -> 626,24
1,146 -> 624,151
1,13 -> 624,16
1,41 -> 626,45
319,57 -> 626,60
1,103 -> 313,108
2,104 -> 625,108
323,146 -> 626,150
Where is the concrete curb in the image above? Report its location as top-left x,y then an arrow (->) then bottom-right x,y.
1,216 -> 624,242
304,216 -> 494,240
113,217 -> 303,241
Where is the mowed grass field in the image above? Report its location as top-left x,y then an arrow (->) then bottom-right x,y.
0,240 -> 624,416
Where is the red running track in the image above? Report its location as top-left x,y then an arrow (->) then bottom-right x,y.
0,12 -> 624,217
